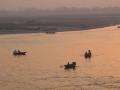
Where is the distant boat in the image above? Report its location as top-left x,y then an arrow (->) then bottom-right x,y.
84,50 -> 92,59
13,50 -> 26,56
44,28 -> 57,34
64,62 -> 76,69
45,31 -> 56,34
117,26 -> 120,28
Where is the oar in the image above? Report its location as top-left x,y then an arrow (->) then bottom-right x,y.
60,65 -> 64,68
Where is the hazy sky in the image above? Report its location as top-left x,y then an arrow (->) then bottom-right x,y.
0,0 -> 120,10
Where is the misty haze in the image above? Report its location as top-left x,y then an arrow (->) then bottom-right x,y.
0,0 -> 120,90
0,7 -> 120,34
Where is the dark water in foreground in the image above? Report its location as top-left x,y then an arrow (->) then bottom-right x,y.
0,26 -> 120,90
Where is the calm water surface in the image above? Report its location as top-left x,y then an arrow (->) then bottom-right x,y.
0,26 -> 120,90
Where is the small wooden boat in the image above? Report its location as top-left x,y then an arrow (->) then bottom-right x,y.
84,52 -> 91,58
13,50 -> 26,56
84,50 -> 92,59
64,62 -> 76,69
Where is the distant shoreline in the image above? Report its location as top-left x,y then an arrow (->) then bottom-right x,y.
0,12 -> 120,35
0,24 -> 119,35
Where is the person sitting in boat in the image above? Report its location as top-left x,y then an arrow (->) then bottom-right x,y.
18,50 -> 21,53
84,50 -> 92,58
88,50 -> 91,56
72,62 -> 76,66
84,51 -> 88,58
67,62 -> 70,65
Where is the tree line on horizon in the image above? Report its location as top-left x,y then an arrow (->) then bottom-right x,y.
0,7 -> 120,17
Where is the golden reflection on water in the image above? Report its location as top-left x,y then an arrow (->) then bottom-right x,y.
0,26 -> 120,90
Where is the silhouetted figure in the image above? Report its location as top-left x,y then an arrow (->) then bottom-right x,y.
84,50 -> 92,59
88,50 -> 91,56
84,51 -> 88,58
18,50 -> 20,53
67,62 -> 70,65
72,62 -> 76,66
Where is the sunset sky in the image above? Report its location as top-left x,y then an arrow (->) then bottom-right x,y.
0,0 -> 120,10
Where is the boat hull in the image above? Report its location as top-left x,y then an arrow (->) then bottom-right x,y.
13,52 -> 26,56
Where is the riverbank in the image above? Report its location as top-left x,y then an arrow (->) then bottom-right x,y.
0,24 -> 119,35
0,14 -> 120,34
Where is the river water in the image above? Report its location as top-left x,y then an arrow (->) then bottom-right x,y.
0,26 -> 120,90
